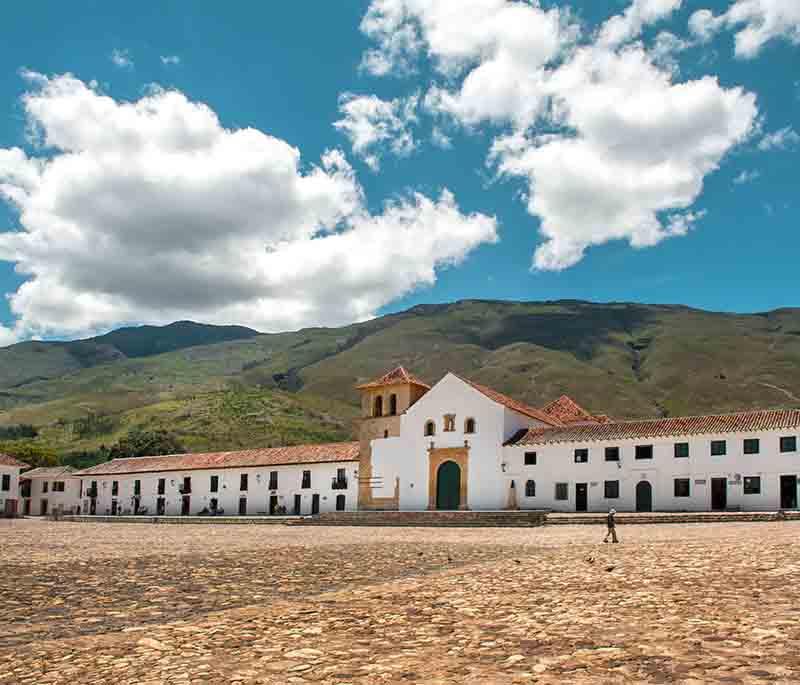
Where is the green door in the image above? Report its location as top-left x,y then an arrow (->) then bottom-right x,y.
436,461 -> 461,510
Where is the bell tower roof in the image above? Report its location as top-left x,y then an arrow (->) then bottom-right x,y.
356,366 -> 431,390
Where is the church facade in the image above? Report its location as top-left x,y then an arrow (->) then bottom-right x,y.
14,365 -> 800,516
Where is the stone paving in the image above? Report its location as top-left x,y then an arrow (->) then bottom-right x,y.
2,519 -> 800,683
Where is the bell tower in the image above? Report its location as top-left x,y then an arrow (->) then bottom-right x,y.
355,366 -> 429,510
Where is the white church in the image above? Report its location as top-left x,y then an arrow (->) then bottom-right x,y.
8,366 -> 800,517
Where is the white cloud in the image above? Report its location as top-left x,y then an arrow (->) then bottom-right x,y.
160,55 -> 181,65
689,0 -> 800,58
333,93 -> 418,170
110,49 -> 133,69
758,125 -> 800,150
431,127 -> 452,149
0,73 -> 497,340
733,169 -> 761,184
597,0 -> 683,48
360,0 -> 758,271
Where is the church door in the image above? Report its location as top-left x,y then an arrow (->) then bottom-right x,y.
636,481 -> 653,512
436,461 -> 461,510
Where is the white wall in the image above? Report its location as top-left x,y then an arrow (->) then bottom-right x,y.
0,465 -> 22,515
80,461 -> 358,516
503,428 -> 800,512
22,477 -> 82,516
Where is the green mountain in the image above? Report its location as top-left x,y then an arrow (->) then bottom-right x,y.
1,300 -> 799,459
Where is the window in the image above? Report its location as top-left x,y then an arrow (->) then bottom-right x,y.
53,481 -> 65,493
240,474 -> 249,491
743,476 -> 761,495
780,436 -> 797,453
710,440 -> 727,456
238,497 -> 247,515
574,448 -> 589,463
635,444 -> 653,460
268,471 -> 278,490
605,446 -> 620,462
182,477 -> 191,494
604,480 -> 619,499
210,475 -> 219,493
157,478 -> 166,495
525,480 -> 536,497
373,395 -> 383,418
111,481 -> 119,496
743,438 -> 760,455
424,420 -> 436,437
524,451 -> 537,466
336,494 -> 346,511
301,470 -> 311,489
674,478 -> 690,497
134,480 -> 141,496
674,442 -> 689,458
555,483 -> 568,500
389,394 -> 397,416
443,414 -> 456,432
42,481 -> 49,493
1,474 -> 9,491
464,418 -> 476,434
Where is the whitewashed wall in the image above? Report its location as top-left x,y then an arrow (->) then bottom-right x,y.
503,428 -> 800,512
0,465 -> 23,515
22,476 -> 82,515
80,461 -> 358,516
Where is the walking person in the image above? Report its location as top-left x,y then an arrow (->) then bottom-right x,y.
603,508 -> 618,543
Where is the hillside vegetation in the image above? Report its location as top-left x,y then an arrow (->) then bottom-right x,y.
1,300 -> 799,463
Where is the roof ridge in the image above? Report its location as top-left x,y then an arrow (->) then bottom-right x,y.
583,406 -> 800,426
452,373 -> 563,426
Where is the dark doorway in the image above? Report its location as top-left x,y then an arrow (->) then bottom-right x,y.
157,497 -> 166,516
269,495 -> 278,515
780,475 -> 797,509
311,494 -> 320,515
436,461 -> 461,510
336,494 -> 346,511
575,483 -> 588,512
23,499 -> 30,516
293,494 -> 302,515
4,500 -> 17,517
636,481 -> 653,512
181,495 -> 191,516
711,478 -> 727,511
238,497 -> 247,516
89,498 -> 96,515
40,500 -> 48,517
111,501 -> 118,516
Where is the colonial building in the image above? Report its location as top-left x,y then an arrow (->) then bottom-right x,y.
34,365 -> 800,516
1,453 -> 28,517
19,466 -> 82,516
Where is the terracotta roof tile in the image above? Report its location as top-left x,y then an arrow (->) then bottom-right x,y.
541,395 -> 606,425
356,366 -> 431,390
456,375 -> 563,426
20,466 -> 77,479
0,453 -> 29,468
74,441 -> 360,477
507,408 -> 800,446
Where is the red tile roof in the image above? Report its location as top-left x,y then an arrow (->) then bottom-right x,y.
356,366 -> 431,390
507,408 -> 800,446
74,442 -> 360,477
0,453 -> 28,468
541,395 -> 609,425
20,466 -> 77,479
456,375 -> 563,426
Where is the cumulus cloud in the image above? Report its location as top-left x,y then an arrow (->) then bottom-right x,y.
757,125 -> 800,150
359,0 -> 758,271
690,0 -> 800,58
110,49 -> 133,69
733,169 -> 761,184
0,73 -> 497,340
160,55 -> 181,65
333,93 -> 418,170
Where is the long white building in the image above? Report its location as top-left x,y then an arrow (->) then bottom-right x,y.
26,365 -> 800,516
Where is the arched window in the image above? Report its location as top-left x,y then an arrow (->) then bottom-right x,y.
373,395 -> 383,417
525,480 -> 536,497
464,417 -> 476,434
424,420 -> 436,437
389,394 -> 398,415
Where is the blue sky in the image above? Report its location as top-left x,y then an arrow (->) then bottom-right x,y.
0,0 -> 798,343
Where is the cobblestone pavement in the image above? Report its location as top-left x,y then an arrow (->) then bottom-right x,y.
2,519 -> 800,684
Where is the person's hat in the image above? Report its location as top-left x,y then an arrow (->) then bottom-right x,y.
609,508 -> 616,514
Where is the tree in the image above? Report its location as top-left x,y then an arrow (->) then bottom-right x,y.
0,441 -> 59,469
107,429 -> 186,459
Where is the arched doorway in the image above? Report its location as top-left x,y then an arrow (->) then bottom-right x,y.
636,481 -> 653,512
436,461 -> 461,510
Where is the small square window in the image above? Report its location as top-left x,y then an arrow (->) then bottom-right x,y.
604,480 -> 619,499
743,438 -> 759,455
674,442 -> 689,458
743,476 -> 761,495
710,440 -> 727,456
635,444 -> 653,460
604,446 -> 620,462
42,481 -> 49,494
1,474 -> 9,491
301,470 -> 311,489
780,436 -> 797,453
210,475 -> 219,493
555,483 -> 568,500
674,478 -> 690,497
574,448 -> 589,464
240,474 -> 249,491
524,451 -> 537,466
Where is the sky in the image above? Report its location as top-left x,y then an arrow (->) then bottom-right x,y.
0,0 -> 798,344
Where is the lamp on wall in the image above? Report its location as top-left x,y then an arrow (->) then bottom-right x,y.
501,462 -> 507,473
